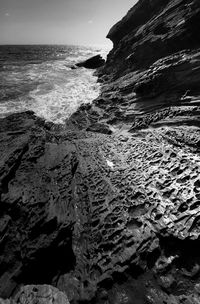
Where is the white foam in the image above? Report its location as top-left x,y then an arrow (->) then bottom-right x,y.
31,67 -> 100,123
0,46 -> 108,124
0,67 -> 100,124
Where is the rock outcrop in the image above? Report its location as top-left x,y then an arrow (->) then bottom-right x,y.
0,112 -> 75,298
1,1 -> 200,304
84,0 -> 200,132
1,106 -> 200,304
74,55 -> 105,69
0,285 -> 70,304
104,0 -> 200,78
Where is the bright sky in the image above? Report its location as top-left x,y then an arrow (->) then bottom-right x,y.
0,0 -> 137,46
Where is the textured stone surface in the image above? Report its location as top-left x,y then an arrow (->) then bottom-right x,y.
1,1 -> 200,304
104,0 -> 200,77
1,111 -> 200,303
0,112 -> 75,298
0,285 -> 69,304
71,49 -> 200,134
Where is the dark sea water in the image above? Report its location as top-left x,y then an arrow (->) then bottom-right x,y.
0,45 -> 108,123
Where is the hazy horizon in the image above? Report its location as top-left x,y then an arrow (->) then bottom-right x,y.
0,0 -> 137,47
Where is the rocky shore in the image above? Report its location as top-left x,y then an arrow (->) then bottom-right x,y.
1,0 -> 200,303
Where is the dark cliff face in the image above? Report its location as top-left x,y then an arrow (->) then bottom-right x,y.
94,0 -> 200,127
1,1 -> 200,304
107,0 -> 171,45
104,0 -> 200,78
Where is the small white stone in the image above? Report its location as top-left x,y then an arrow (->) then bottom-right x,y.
106,160 -> 114,169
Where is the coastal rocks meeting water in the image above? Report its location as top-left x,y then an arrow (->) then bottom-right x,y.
1,0 -> 200,304
72,54 -> 105,69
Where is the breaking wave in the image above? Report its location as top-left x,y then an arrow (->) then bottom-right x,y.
0,45 -> 108,124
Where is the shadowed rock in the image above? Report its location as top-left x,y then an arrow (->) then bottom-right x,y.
1,0 -> 200,304
103,0 -> 200,77
0,285 -> 69,304
87,123 -> 112,134
75,54 -> 105,69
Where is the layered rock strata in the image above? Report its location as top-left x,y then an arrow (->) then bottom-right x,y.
1,108 -> 200,303
1,0 -> 200,304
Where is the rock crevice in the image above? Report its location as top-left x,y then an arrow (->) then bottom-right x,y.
1,0 -> 200,303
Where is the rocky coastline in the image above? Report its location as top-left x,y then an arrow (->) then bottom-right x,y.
1,0 -> 200,303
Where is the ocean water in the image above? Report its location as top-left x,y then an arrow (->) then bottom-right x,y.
0,45 -> 107,124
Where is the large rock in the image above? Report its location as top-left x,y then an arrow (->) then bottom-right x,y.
1,108 -> 200,303
94,0 -> 200,130
0,285 -> 69,304
103,0 -> 200,78
75,54 -> 105,69
1,1 -> 200,304
0,112 -> 75,298
93,49 -> 200,129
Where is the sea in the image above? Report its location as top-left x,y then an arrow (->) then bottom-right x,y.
0,45 -> 108,124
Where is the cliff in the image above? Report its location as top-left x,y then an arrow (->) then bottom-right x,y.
105,0 -> 200,77
1,1 -> 200,304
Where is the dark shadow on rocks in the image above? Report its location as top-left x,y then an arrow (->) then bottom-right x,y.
75,55 -> 105,69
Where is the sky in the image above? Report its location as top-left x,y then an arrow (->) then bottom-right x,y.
0,0 -> 137,47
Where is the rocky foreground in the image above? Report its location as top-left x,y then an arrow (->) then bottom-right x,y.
1,0 -> 200,303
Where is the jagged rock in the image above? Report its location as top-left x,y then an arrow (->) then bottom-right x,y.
15,285 -> 70,304
75,55 -> 105,69
1,0 -> 200,304
0,285 -> 69,304
1,109 -> 200,303
89,0 -> 200,132
70,65 -> 78,70
80,49 -> 200,132
104,0 -> 200,77
0,112 -> 75,298
86,123 -> 112,135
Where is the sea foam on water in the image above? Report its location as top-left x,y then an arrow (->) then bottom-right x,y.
29,68 -> 100,124
0,45 -> 106,124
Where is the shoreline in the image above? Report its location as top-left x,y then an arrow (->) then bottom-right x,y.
1,0 -> 200,303
0,45 -> 105,124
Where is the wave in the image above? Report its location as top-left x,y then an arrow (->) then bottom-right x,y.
0,45 -> 107,124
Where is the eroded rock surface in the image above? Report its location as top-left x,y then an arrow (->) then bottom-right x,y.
104,0 -> 200,77
1,0 -> 200,304
1,110 -> 200,303
0,285 -> 69,304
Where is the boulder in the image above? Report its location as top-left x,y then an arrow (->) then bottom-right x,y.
1,1 -> 200,304
75,54 -> 105,69
0,285 -> 69,304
